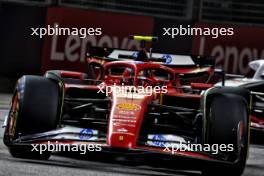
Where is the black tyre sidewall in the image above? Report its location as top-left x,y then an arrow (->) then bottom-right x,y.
6,75 -> 60,160
17,75 -> 59,135
204,93 -> 249,176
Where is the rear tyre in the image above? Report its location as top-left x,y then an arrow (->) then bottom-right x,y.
202,93 -> 249,176
4,76 -> 59,160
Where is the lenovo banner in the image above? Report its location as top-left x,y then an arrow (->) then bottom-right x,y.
192,23 -> 264,75
41,7 -> 154,73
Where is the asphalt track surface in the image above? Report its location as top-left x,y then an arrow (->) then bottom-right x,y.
0,93 -> 264,176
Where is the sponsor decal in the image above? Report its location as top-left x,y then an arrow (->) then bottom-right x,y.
118,110 -> 135,116
117,128 -> 128,133
162,54 -> 172,64
151,134 -> 167,147
147,134 -> 186,148
118,135 -> 124,142
113,119 -> 136,123
132,51 -> 138,58
116,103 -> 141,111
79,128 -> 93,140
113,115 -> 135,119
113,122 -> 136,127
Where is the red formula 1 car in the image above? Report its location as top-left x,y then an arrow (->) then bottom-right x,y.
3,36 -> 251,176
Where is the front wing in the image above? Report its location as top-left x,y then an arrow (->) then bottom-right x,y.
4,126 -> 240,167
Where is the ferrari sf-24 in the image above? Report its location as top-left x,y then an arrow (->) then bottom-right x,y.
3,36 -> 251,175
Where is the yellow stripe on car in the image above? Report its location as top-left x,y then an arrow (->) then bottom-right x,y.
129,35 -> 158,42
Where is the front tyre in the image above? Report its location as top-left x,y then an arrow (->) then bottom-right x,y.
202,93 -> 249,176
3,76 -> 60,159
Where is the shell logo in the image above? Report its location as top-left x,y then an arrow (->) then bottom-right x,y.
118,135 -> 124,142
116,103 -> 141,111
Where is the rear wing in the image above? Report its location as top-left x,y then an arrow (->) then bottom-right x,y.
87,47 -> 215,68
